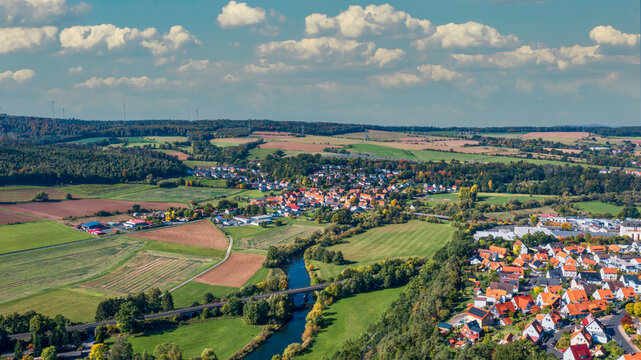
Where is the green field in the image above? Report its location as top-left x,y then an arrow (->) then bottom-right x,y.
0,287 -> 106,322
61,183 -> 155,199
141,239 -> 226,259
247,148 -> 278,160
228,219 -> 326,252
310,221 -> 455,280
109,186 -> 238,203
298,286 -> 405,359
0,238 -> 143,304
349,143 -> 577,167
0,221 -> 95,254
477,192 -> 551,205
127,318 -> 262,359
574,201 -> 627,215
183,160 -> 218,168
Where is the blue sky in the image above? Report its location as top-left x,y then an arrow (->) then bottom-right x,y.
0,0 -> 639,126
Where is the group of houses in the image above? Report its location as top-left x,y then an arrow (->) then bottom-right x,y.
452,233 -> 641,359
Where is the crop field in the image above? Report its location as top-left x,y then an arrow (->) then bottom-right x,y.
162,150 -> 190,160
247,148 -> 278,160
309,221 -> 455,280
127,318 -> 262,359
141,240 -> 226,259
195,252 -> 265,287
59,183 -> 156,199
228,221 -> 325,252
0,287 -> 106,322
2,199 -> 184,219
145,136 -> 189,143
109,186 -> 238,203
259,141 -> 335,151
476,193 -> 552,205
0,187 -> 78,203
81,251 -> 210,296
132,221 -> 228,250
0,221 -> 95,254
298,286 -> 405,359
0,239 -> 143,303
484,206 -> 557,221
0,207 -> 42,224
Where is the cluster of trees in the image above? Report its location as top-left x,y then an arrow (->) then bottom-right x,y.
304,245 -> 344,265
242,294 -> 294,325
2,313 -> 86,357
95,288 -> 174,322
191,140 -> 262,165
0,144 -> 186,185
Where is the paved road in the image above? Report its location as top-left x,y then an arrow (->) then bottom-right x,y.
411,212 -> 450,220
601,309 -> 640,354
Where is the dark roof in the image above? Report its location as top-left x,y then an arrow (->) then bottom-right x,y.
578,272 -> 602,282
438,322 -> 452,329
546,270 -> 564,279
537,277 -> 561,286
465,321 -> 482,333
466,306 -> 490,319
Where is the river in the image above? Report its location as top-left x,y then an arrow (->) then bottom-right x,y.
243,258 -> 312,360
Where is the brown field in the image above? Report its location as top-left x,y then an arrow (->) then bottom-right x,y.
164,151 -> 190,160
0,207 -> 42,224
258,141 -> 335,152
252,131 -> 295,138
211,137 -> 258,144
2,199 -> 185,220
195,252 -> 264,287
131,221 -> 228,250
81,251 -> 207,295
543,147 -> 583,154
0,188 -> 81,203
522,132 -> 591,139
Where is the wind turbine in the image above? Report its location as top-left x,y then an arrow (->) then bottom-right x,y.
51,101 -> 55,120
194,107 -> 199,121
123,103 -> 127,121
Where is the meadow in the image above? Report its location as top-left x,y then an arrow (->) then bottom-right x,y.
309,221 -> 455,280
0,287 -> 106,322
228,219 -> 326,252
0,221 -> 95,254
573,201 -> 633,215
127,318 -> 262,359
108,186 -> 238,203
297,286 -> 405,360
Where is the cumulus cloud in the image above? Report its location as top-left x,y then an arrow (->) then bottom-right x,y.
141,25 -> 200,55
0,68 -> 36,83
590,25 -> 640,47
257,37 -> 375,62
59,24 -> 156,52
175,58 -> 212,72
451,44 -> 602,70
0,26 -> 57,53
413,21 -> 519,49
217,1 -> 266,28
68,65 -> 83,73
244,60 -> 310,74
370,64 -> 462,88
366,48 -> 405,68
74,76 -> 167,89
305,4 -> 432,38
0,0 -> 91,25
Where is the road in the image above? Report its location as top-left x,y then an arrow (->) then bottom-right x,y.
411,212 -> 450,220
601,309 -> 640,354
8,281 -> 340,341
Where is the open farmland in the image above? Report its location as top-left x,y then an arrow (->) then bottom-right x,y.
0,288 -> 106,322
0,239 -> 142,303
0,186 -> 79,203
2,199 -> 185,219
127,318 -> 262,359
309,221 -> 455,280
131,221 -> 228,250
228,220 -> 325,252
81,251 -> 211,296
0,220 -> 95,254
258,141 -> 336,152
0,207 -> 42,224
162,151 -> 190,160
59,183 -> 156,199
195,252 -> 264,287
109,186 -> 238,203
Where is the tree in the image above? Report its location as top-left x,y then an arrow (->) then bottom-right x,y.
33,191 -> 49,201
154,343 -> 183,360
108,336 -> 133,360
90,344 -> 109,360
94,326 -> 107,343
65,193 -> 73,200
282,343 -> 303,359
222,297 -> 243,316
634,302 -> 641,317
14,340 -> 24,360
197,348 -> 218,360
331,208 -> 353,224
244,299 -> 270,325
162,292 -> 174,311
116,301 -> 141,333
626,302 -> 635,315
41,346 -> 57,360
530,215 -> 539,225
618,205 -> 641,220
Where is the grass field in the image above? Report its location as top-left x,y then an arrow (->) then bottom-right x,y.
141,239 -> 226,258
127,318 -> 262,359
0,287 -> 106,322
309,221 -> 455,280
80,251 -> 212,296
247,148 -> 278,160
228,220 -> 326,252
297,286 -> 405,359
109,186 -> 238,203
0,221 -> 95,254
183,160 -> 219,168
60,183 -> 155,199
0,187 -> 76,203
477,192 -> 551,205
0,238 -> 143,303
485,206 -> 557,221
574,201 -> 631,215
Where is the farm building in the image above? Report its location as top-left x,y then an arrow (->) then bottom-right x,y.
81,221 -> 103,230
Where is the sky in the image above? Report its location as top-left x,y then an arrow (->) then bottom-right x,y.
0,0 -> 639,127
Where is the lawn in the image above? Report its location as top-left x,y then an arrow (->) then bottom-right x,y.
247,148 -> 278,160
183,160 -> 219,168
297,287 -> 405,359
309,221 -> 455,280
109,186 -> 238,203
0,221 -> 95,254
477,192 -> 551,205
128,318 -> 262,359
0,287 -> 106,323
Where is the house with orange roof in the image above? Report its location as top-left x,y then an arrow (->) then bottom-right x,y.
489,245 -> 508,258
565,257 -> 578,267
535,253 -> 549,263
490,301 -> 516,318
536,292 -> 562,308
502,266 -> 524,277
592,289 -> 615,302
485,288 -> 507,302
512,258 -> 525,267
549,258 -> 561,268
600,267 -> 618,281
609,244 -> 621,253
555,251 -> 570,264
489,262 -> 504,272
619,353 -> 641,360
545,285 -> 563,294
615,287 -> 636,301
563,289 -> 589,304
560,300 -> 608,318
520,254 -> 532,262
521,320 -> 544,344
588,245 -> 607,254
570,328 -> 592,347
464,306 -> 494,327
511,295 -> 534,314
562,265 -> 578,278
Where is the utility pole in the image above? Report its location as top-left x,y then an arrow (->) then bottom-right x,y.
62,107 -> 65,119
194,107 -> 199,121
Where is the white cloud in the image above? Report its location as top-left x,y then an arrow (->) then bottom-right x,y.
74,76 -> 167,89
0,0 -> 91,25
371,64 -> 462,88
0,68 -> 36,83
244,61 -> 310,74
59,24 -> 156,52
141,25 -> 200,55
414,21 -> 519,49
305,4 -> 432,38
366,48 -> 405,68
590,25 -> 640,47
68,65 -> 83,73
0,26 -> 57,53
313,81 -> 338,92
217,1 -> 266,28
257,37 -> 375,62
175,59 -> 211,72
451,44 -> 602,70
